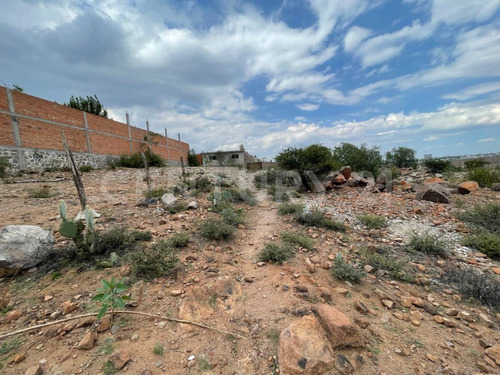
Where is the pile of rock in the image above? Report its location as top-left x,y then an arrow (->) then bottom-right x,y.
323,167 -> 369,191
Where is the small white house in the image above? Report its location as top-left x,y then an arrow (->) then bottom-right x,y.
200,145 -> 259,167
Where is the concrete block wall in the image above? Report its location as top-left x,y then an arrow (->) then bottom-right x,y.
0,86 -> 189,170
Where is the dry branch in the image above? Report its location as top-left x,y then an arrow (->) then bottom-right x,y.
0,310 -> 245,340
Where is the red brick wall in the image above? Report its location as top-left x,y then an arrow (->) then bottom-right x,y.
0,86 -> 189,161
87,113 -> 128,138
0,114 -> 14,146
19,118 -> 88,152
12,91 -> 85,127
90,132 -> 130,155
0,89 -> 8,111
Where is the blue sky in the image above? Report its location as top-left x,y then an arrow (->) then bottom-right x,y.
1,0 -> 499,159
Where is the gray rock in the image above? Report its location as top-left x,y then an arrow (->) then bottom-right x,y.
161,193 -> 177,208
416,183 -> 451,203
0,225 -> 54,271
187,201 -> 199,209
304,170 -> 326,193
491,183 -> 500,192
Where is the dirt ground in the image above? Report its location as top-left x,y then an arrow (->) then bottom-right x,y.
0,166 -> 499,375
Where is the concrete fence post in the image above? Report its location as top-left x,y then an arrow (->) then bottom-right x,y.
165,128 -> 170,162
5,87 -> 27,169
82,111 -> 96,167
126,112 -> 132,154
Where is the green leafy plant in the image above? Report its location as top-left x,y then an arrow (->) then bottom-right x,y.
357,213 -> 387,230
459,203 -> 500,234
423,158 -> 451,173
153,343 -> 164,356
278,202 -> 304,216
333,142 -> 383,176
281,231 -> 315,251
0,157 -> 10,179
65,94 -> 108,117
129,240 -> 179,279
295,209 -> 345,231
258,242 -> 294,264
385,147 -> 418,169
92,277 -> 132,321
199,218 -> 235,240
143,187 -> 168,199
59,201 -> 90,252
118,150 -> 165,168
467,168 -> 500,188
166,232 -> 190,248
29,186 -> 53,198
166,200 -> 188,214
79,165 -> 94,173
362,248 -> 414,283
331,254 -> 364,283
463,233 -> 500,258
407,231 -> 449,255
220,207 -> 246,226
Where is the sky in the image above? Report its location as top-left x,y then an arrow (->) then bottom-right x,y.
1,0 -> 499,159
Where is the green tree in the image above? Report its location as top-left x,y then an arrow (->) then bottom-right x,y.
12,84 -> 24,93
65,94 -> 108,118
332,143 -> 382,176
423,158 -> 451,173
385,147 -> 418,169
276,144 -> 338,179
188,149 -> 201,166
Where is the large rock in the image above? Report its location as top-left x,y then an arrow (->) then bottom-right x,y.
485,345 -> 500,365
161,193 -> 178,209
458,181 -> 479,195
0,226 -> 54,273
312,304 -> 365,349
279,315 -> 335,375
304,171 -> 325,193
492,183 -> 500,192
416,183 -> 450,203
340,166 -> 351,180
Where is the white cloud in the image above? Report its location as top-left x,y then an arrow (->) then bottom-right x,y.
478,138 -> 496,143
344,26 -> 372,52
296,103 -> 320,111
350,21 -> 435,68
424,135 -> 439,141
443,81 -> 500,100
431,0 -> 500,25
351,23 -> 500,98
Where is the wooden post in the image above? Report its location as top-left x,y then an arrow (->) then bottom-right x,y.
180,156 -> 186,181
140,151 -> 152,192
61,131 -> 87,210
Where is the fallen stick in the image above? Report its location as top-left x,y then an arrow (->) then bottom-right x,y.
12,178 -> 67,184
0,310 -> 245,340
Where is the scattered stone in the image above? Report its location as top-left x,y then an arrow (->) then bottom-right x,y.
426,353 -> 438,362
458,181 -> 479,195
187,201 -> 199,209
279,315 -> 335,375
161,193 -> 178,209
110,350 -> 131,370
24,364 -> 43,375
97,315 -> 112,332
170,290 -> 183,297
485,345 -> 500,365
5,308 -> 22,322
363,265 -> 374,273
381,300 -> 394,309
336,354 -> 354,374
76,331 -> 96,350
61,301 -> 77,315
354,302 -> 369,315
416,183 -> 450,203
0,225 -> 54,271
354,317 -> 370,329
312,304 -> 365,349
12,353 -> 26,363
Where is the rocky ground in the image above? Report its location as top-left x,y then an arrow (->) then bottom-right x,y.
0,166 -> 499,375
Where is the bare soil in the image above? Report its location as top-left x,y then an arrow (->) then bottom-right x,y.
0,167 -> 499,375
